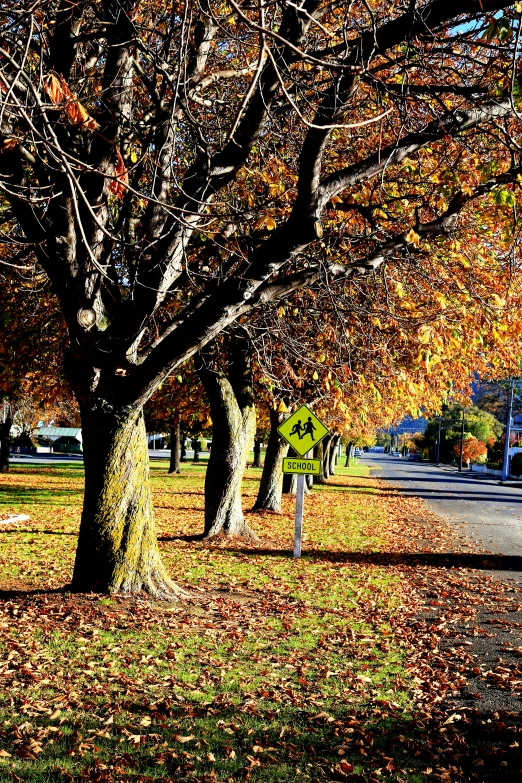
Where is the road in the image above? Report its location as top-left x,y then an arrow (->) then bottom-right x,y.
8,449 -> 209,465
364,453 -> 522,556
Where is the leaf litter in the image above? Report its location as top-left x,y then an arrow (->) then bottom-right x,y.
0,461 -> 520,781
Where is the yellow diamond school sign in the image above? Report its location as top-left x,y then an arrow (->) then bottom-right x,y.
277,404 -> 329,458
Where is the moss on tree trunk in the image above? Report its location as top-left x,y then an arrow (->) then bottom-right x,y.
71,403 -> 182,599
253,409 -> 288,512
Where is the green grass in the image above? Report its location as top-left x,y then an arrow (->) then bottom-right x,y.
0,459 -> 431,782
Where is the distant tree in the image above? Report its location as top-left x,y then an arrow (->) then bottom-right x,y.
453,436 -> 488,465
424,405 -> 503,463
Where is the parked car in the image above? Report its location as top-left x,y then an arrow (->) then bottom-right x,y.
392,451 -> 402,457
407,453 -> 422,461
354,448 -> 362,456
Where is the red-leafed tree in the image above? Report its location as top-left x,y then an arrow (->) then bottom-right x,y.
454,436 -> 488,465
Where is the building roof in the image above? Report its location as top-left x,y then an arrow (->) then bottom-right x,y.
34,426 -> 82,440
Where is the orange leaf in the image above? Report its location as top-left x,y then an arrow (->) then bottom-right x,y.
66,100 -> 90,126
2,138 -> 19,151
109,148 -> 128,198
43,74 -> 64,105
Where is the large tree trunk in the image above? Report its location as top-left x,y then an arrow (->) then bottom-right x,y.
0,414 -> 11,473
198,337 -> 257,539
71,403 -> 182,599
329,434 -> 340,475
253,409 -> 289,512
253,439 -> 262,468
168,421 -> 181,474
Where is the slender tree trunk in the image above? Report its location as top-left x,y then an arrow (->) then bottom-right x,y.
253,409 -> 289,512
0,415 -> 11,473
329,434 -> 340,475
282,447 -> 297,495
314,440 -> 327,484
168,420 -> 181,474
198,337 -> 257,539
180,429 -> 187,462
71,403 -> 182,598
322,434 -> 333,479
345,442 -> 353,467
253,438 -> 262,468
306,473 -> 314,490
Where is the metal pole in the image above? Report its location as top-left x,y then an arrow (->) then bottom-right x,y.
502,379 -> 515,483
435,416 -> 441,466
458,409 -> 465,472
293,473 -> 305,558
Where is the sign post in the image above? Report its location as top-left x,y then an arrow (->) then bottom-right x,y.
293,474 -> 305,558
277,404 -> 329,558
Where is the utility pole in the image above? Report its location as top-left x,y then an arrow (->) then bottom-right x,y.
501,379 -> 515,483
435,416 -> 442,466
458,408 -> 466,472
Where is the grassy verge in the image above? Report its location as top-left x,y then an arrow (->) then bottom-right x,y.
0,460 -> 431,782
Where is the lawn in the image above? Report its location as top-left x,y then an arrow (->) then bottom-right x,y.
0,459 -> 513,782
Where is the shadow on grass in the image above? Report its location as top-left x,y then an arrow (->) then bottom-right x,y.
159,532 -> 206,542
0,586 -> 68,599
1,696 -> 520,783
213,548 -> 522,572
0,529 -> 76,535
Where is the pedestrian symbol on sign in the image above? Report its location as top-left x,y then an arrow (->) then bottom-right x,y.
277,404 -> 329,457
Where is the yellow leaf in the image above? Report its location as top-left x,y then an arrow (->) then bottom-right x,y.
405,228 -> 420,245
417,325 -> 431,344
265,216 -> 276,230
313,371 -> 319,380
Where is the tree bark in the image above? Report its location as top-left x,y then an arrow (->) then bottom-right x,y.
0,414 -> 12,473
329,434 -> 340,475
168,421 -> 181,474
282,447 -> 297,495
253,438 -> 262,468
345,442 -> 353,467
314,440 -> 327,484
322,434 -> 333,479
253,409 -> 289,512
197,337 -> 257,539
71,403 -> 182,598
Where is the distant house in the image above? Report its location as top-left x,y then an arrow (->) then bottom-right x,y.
34,426 -> 83,453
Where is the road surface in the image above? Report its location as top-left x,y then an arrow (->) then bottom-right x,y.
8,449 -> 209,465
364,453 -> 522,556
